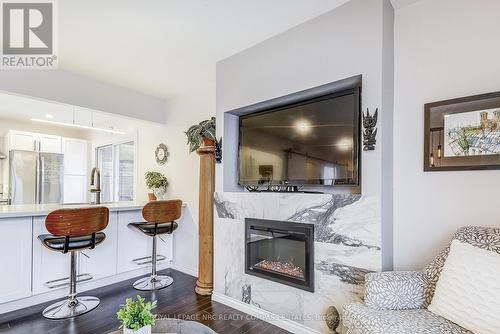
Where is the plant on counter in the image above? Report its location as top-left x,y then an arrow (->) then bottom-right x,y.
117,295 -> 157,334
185,117 -> 216,153
145,171 -> 168,200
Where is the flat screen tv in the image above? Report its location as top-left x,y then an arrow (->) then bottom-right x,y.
238,88 -> 360,187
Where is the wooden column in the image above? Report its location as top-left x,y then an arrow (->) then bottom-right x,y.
195,145 -> 215,295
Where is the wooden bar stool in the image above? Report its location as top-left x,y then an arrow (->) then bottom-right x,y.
38,207 -> 109,319
129,200 -> 182,291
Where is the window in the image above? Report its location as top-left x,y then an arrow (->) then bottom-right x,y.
117,141 -> 135,201
96,141 -> 135,202
97,145 -> 113,202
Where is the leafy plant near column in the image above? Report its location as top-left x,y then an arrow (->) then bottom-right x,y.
117,295 -> 157,334
145,171 -> 168,200
185,117 -> 216,152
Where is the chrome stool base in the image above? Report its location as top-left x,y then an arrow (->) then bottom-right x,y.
42,296 -> 100,319
133,275 -> 173,291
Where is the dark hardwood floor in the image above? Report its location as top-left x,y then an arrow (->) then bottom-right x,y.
0,269 -> 290,334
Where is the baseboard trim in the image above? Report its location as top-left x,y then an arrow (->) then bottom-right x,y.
170,263 -> 198,277
212,292 -> 322,334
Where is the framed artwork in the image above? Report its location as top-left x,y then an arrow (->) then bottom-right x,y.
424,91 -> 500,171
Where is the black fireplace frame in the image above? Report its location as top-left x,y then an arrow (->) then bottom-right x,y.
245,218 -> 315,292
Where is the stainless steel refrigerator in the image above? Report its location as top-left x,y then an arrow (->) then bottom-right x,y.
9,150 -> 64,205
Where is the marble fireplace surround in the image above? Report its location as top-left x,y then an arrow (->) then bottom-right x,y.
213,192 -> 381,333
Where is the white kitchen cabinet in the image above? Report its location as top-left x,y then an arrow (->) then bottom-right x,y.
39,134 -> 62,153
62,137 -> 88,203
8,131 -> 37,151
0,217 -> 32,303
62,138 -> 88,175
78,212 -> 118,282
7,130 -> 62,153
0,206 -> 177,313
116,210 -> 173,273
32,216 -> 71,294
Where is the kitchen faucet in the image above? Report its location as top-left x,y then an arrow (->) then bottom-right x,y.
90,167 -> 101,204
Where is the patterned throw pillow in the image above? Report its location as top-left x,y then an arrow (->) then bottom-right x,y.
428,240 -> 500,334
364,271 -> 431,310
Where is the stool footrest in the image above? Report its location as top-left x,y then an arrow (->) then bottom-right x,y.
44,273 -> 93,289
131,254 -> 166,266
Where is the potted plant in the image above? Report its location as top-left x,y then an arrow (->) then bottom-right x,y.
185,117 -> 216,152
145,171 -> 168,200
117,295 -> 157,334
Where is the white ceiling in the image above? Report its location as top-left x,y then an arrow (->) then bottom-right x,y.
58,0 -> 352,99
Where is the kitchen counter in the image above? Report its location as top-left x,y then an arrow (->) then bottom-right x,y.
0,201 -> 180,312
0,202 -> 147,218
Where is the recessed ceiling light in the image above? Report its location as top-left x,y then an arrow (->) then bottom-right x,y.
45,114 -> 54,119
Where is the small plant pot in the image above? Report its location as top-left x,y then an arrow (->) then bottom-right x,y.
123,325 -> 151,334
148,193 -> 157,201
153,187 -> 166,200
202,137 -> 215,147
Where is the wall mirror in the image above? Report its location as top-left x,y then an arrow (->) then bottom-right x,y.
155,143 -> 168,165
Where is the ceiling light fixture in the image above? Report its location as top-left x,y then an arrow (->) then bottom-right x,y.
30,118 -> 126,135
45,114 -> 54,119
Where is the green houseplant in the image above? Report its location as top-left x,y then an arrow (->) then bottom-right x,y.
185,117 -> 216,153
117,295 -> 157,334
145,171 -> 168,200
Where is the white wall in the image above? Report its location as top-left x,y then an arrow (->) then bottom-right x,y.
393,0 -> 500,270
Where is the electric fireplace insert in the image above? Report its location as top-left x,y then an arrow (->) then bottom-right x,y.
245,218 -> 314,292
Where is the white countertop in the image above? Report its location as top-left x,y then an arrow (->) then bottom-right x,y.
0,202 -> 147,218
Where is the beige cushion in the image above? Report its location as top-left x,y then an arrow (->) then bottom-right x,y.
428,240 -> 500,334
